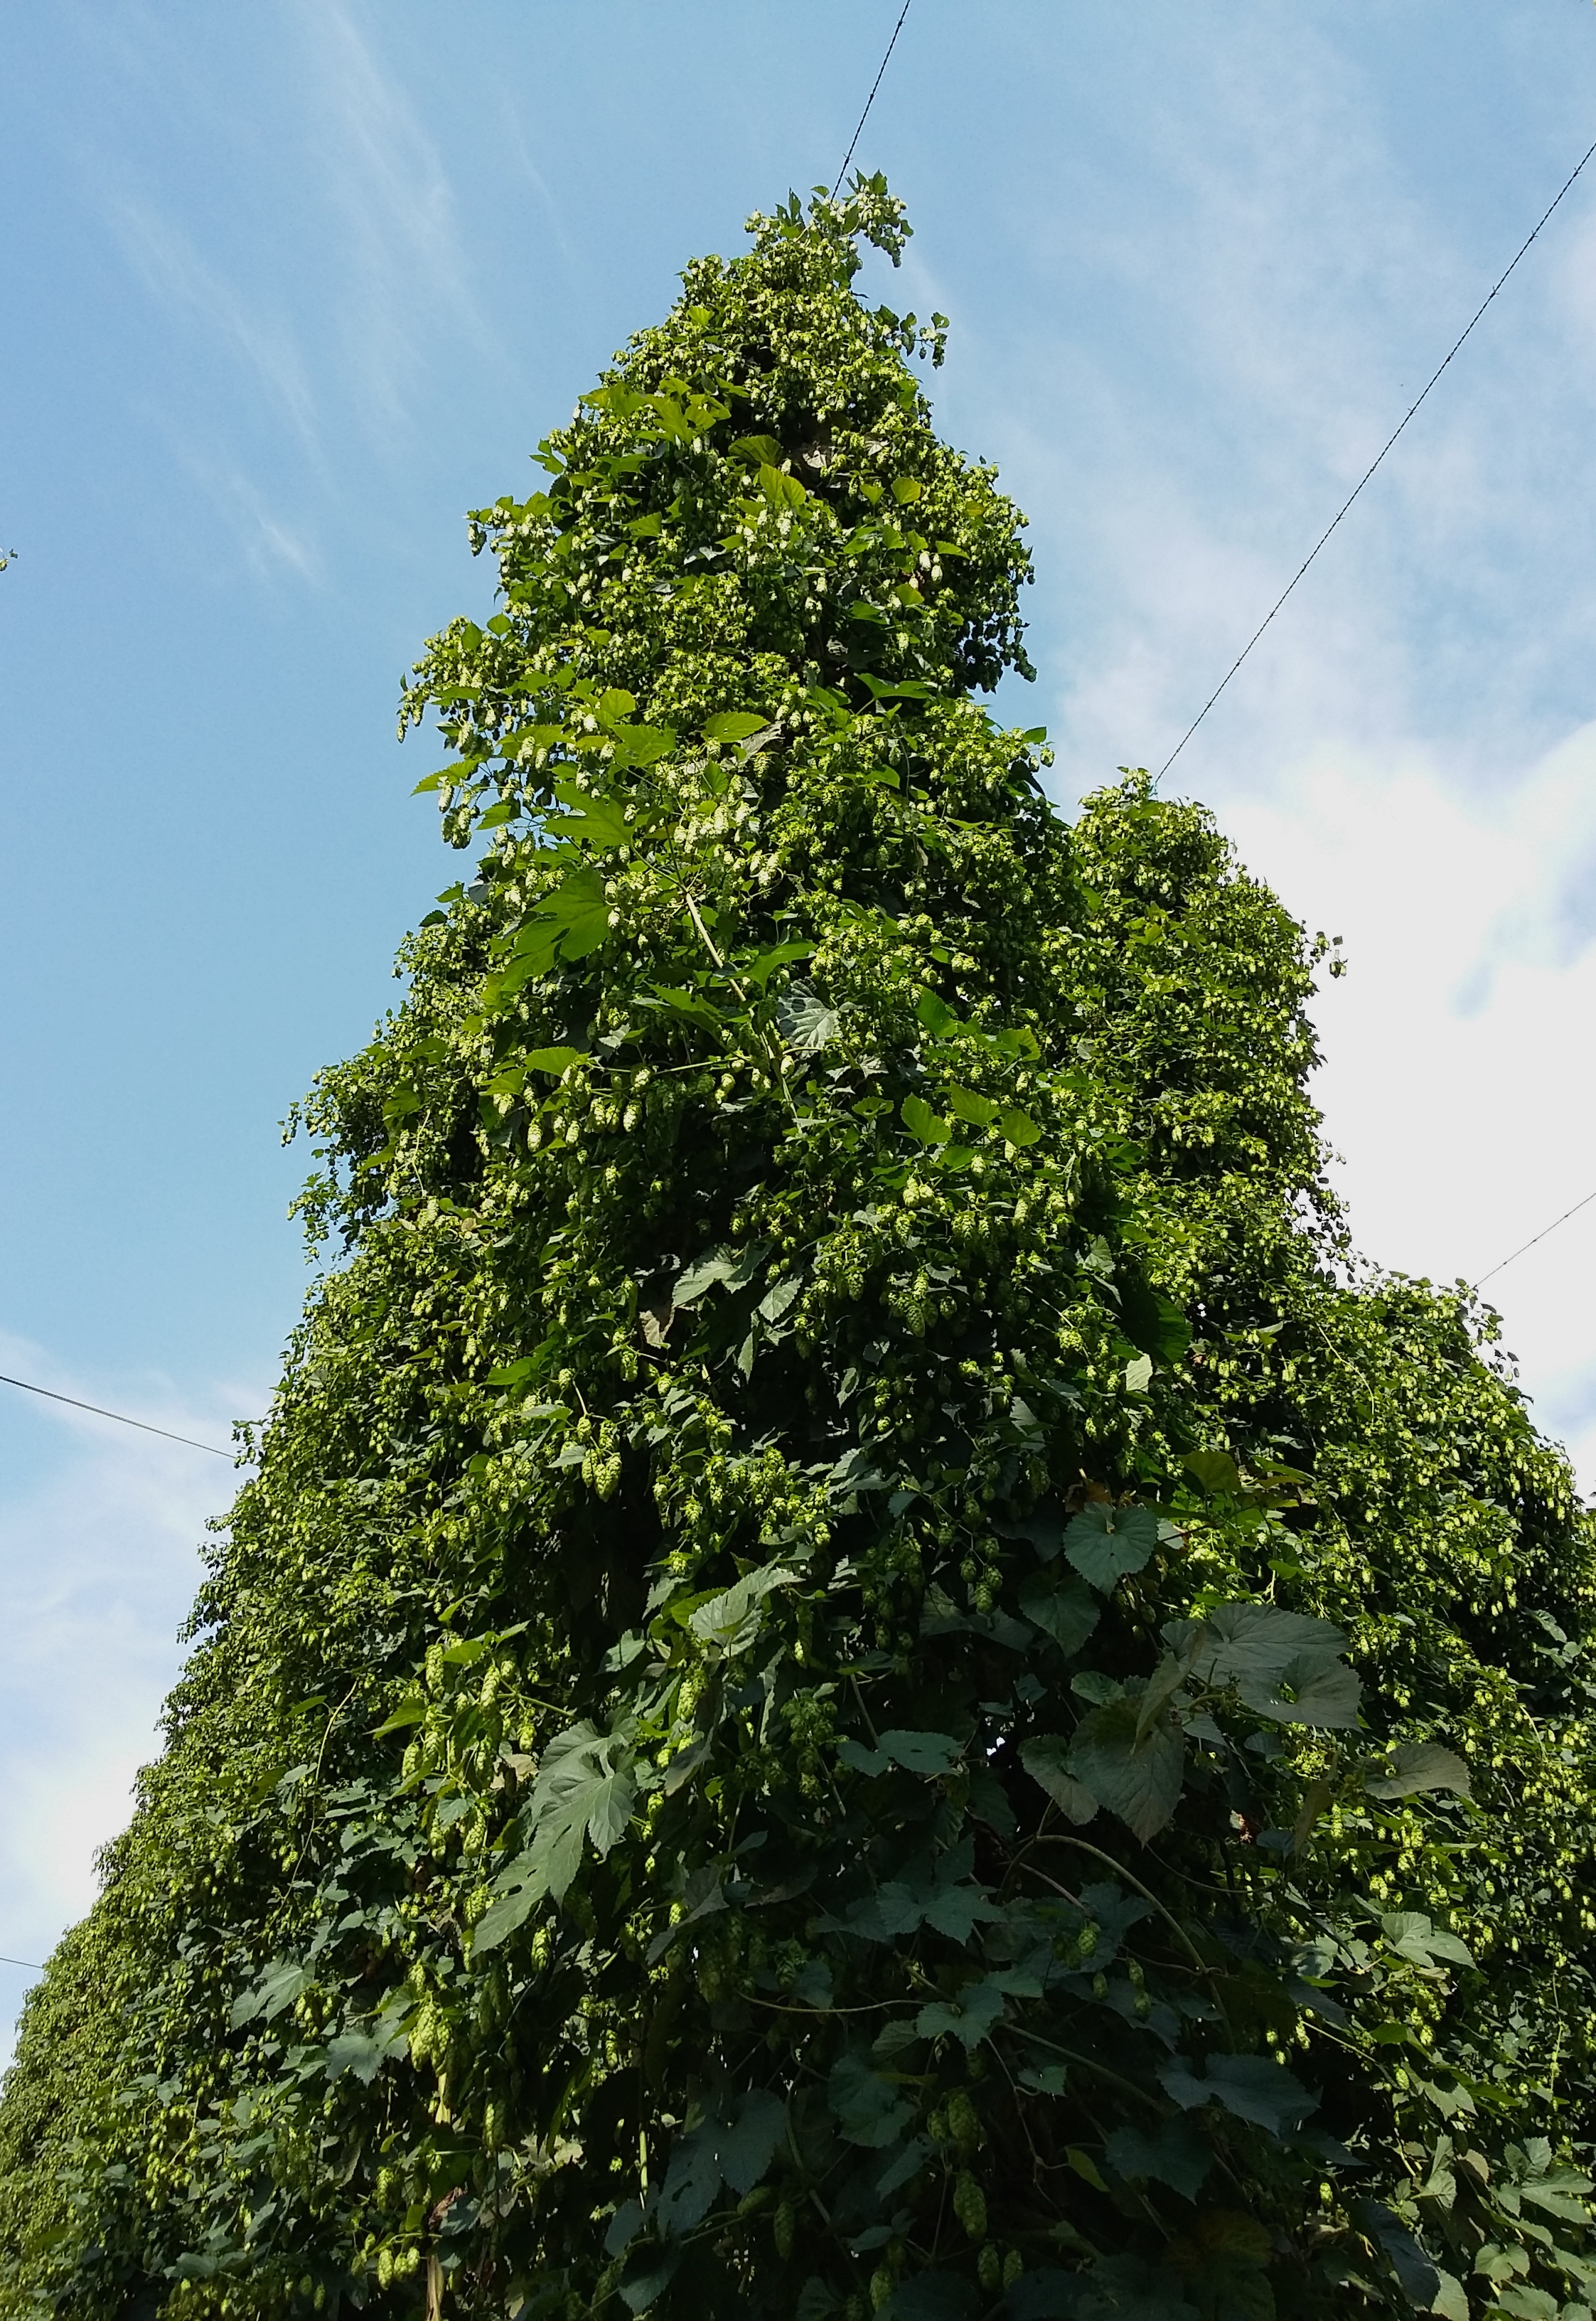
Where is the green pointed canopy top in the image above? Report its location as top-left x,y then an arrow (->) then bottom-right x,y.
4,178 -> 1596,2321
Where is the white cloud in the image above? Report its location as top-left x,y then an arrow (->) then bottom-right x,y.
1219,721 -> 1596,1490
0,1340 -> 252,2072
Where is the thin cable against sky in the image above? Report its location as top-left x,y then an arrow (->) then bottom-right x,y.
835,1 -> 913,190
0,1372 -> 234,1458
1155,127 -> 1596,785
1474,1186 -> 1596,1292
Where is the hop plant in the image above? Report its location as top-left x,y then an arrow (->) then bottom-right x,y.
4,175 -> 1596,2321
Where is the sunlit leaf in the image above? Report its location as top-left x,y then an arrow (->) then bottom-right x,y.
703,711 -> 769,742
901,1094 -> 953,1145
1364,1743 -> 1471,1800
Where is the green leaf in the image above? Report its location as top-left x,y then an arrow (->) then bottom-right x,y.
942,1085 -> 997,1128
229,1958 -> 310,2030
545,783 -> 631,849
1238,1648 -> 1361,1729
1067,1698 -> 1184,1841
840,1729 -> 963,1777
840,1841 -> 1002,1943
1017,1569 -> 1100,1655
262,1958 -> 315,2022
1159,2054 -> 1316,2137
1349,2201 -> 1440,2309
877,1727 -> 961,1773
523,1045 -> 587,1077
744,939 -> 815,987
1518,2177 -> 1594,2221
998,2273 -> 1088,2319
1482,2287 -> 1558,2321
1063,1503 -> 1159,1589
607,722 -> 676,768
1105,2118 -> 1212,2200
1364,1743 -> 1471,1800
828,1446 -> 891,1497
915,988 -> 960,1038
1378,1913 -> 1474,1969
473,1721 -> 636,1946
759,463 -> 808,511
914,1980 -> 1006,2048
618,2246 -> 681,2312
901,1094 -> 953,1146
441,1636 -> 488,1668
371,1690 -> 428,1737
1184,1447 -> 1243,1495
520,865 -> 611,963
756,1275 -> 801,1325
1427,2273 -> 1469,2321
1135,1649 -> 1193,1741
997,1107 -> 1040,1145
776,986 -> 840,1055
656,2089 -> 786,2234
686,1561 -> 800,1658
1002,1500 -> 1068,1562
647,984 -> 722,1028
323,2030 -> 392,2086
828,2051 -> 915,2147
654,2128 -> 719,2234
673,1240 -> 770,1306
1185,1602 -> 1349,1689
714,2088 -> 786,2194
703,711 -> 769,742
1019,1734 -> 1098,1825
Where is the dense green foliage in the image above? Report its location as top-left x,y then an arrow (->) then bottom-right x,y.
6,179 -> 1596,2321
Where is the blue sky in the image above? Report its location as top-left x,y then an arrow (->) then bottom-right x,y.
6,0 -> 1596,2052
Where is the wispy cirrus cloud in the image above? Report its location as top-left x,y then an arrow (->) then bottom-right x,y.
105,192 -> 321,454
171,443 -> 321,583
289,0 -> 493,447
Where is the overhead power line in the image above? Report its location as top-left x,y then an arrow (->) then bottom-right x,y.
0,1371 -> 235,1459
0,1955 -> 43,1973
1156,127 -> 1596,784
1474,1185 -> 1596,1291
835,0 -> 914,190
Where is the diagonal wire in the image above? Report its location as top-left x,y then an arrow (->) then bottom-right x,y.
835,0 -> 914,190
0,1371 -> 235,1458
1473,1185 -> 1596,1291
1156,127 -> 1596,786
0,1955 -> 43,1973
